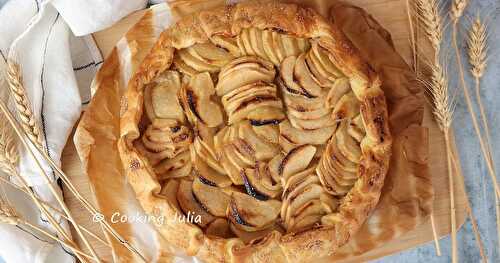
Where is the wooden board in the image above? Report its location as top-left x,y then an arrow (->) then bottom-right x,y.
61,1 -> 468,261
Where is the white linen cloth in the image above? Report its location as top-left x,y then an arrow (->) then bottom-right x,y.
0,0 -> 149,262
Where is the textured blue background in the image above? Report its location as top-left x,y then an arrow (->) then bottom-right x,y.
0,0 -> 499,262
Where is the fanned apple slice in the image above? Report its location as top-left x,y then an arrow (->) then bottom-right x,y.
173,55 -> 198,76
280,84 -> 326,111
144,71 -> 184,121
286,199 -> 324,231
287,105 -> 331,120
325,137 -> 358,175
193,137 -> 226,175
268,153 -> 284,183
216,56 -> 275,96
242,163 -> 282,200
205,218 -> 233,238
160,179 -> 182,212
316,164 -> 352,196
240,28 -> 256,56
227,96 -> 282,124
191,42 -> 234,67
252,124 -> 280,144
279,145 -> 316,180
279,120 -> 335,145
310,41 -> 343,78
319,193 -> 338,213
262,30 -> 280,65
288,113 -> 336,130
181,72 -> 223,127
279,56 -> 305,96
192,177 -> 231,217
294,53 -> 322,97
210,35 -> 241,57
336,121 -> 362,164
227,192 -> 281,229
282,166 -> 317,197
271,31 -> 286,62
236,34 -> 248,55
222,82 -> 276,107
178,48 -> 219,72
280,34 -> 301,57
191,147 -> 231,187
247,106 -> 285,126
155,150 -> 192,179
305,51 -> 335,87
177,180 -> 216,227
332,92 -> 360,121
238,122 -> 280,161
325,78 -> 351,108
214,128 -> 245,185
249,28 -> 270,60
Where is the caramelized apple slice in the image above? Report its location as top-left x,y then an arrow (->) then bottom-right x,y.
262,30 -> 280,65
310,41 -> 343,78
227,192 -> 281,229
192,177 -> 230,217
177,180 -> 216,227
248,28 -> 270,60
238,122 -> 280,161
191,42 -> 234,67
178,48 -> 219,72
210,35 -> 241,57
252,124 -> 280,144
288,114 -> 335,130
279,145 -> 316,180
205,218 -> 233,238
279,120 -> 335,145
294,53 -> 322,97
325,78 -> 351,108
286,199 -> 324,231
155,150 -> 192,180
247,106 -> 285,126
348,115 -> 366,142
242,164 -> 282,200
191,147 -> 231,187
271,31 -> 286,62
331,92 -> 360,122
280,56 -> 305,96
182,72 -> 223,127
336,121 -> 362,163
173,55 -> 198,76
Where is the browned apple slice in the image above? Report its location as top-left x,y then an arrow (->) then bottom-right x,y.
227,192 -> 281,230
286,199 -> 324,231
182,72 -> 223,127
310,41 -> 343,78
155,150 -> 192,180
236,34 -> 248,55
336,121 -> 362,164
280,85 -> 326,112
160,179 -> 181,212
205,218 -> 233,238
177,180 -> 216,227
324,138 -> 358,175
287,105 -> 331,121
178,48 -> 219,73
325,78 -> 351,108
279,120 -> 335,145
173,55 -> 198,76
191,42 -> 234,67
210,35 -> 241,57
262,30 -> 280,65
247,106 -> 285,126
279,145 -> 316,180
238,122 -> 280,161
282,167 -> 317,198
305,51 -> 335,87
214,128 -> 245,185
294,53 -> 322,97
240,28 -> 256,56
252,124 -> 280,144
316,162 -> 353,196
248,28 -> 269,60
279,56 -> 305,96
288,114 -> 336,130
227,97 -> 282,124
216,56 -> 275,96
193,137 -> 226,175
282,183 -> 324,226
191,147 -> 231,187
320,193 -> 339,213
192,177 -> 230,217
222,82 -> 276,108
271,31 -> 286,62
241,163 -> 282,200
268,153 -> 284,183
331,92 -> 360,122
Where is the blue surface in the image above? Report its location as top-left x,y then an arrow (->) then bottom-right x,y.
0,0 -> 499,262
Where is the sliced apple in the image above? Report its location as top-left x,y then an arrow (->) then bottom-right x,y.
192,177 -> 230,217
331,92 -> 360,122
242,163 -> 282,200
271,31 -> 286,62
348,115 -> 366,142
279,56 -> 305,96
229,223 -> 282,243
191,147 -> 231,187
160,179 -> 181,212
248,28 -> 269,60
144,71 -> 184,121
210,35 -> 241,57
178,48 -> 219,73
173,55 -> 198,76
252,124 -> 280,144
247,106 -> 285,126
288,113 -> 336,130
336,121 -> 362,164
262,30 -> 280,65
238,122 -> 280,161
227,192 -> 281,230
155,150 -> 193,180
191,42 -> 234,67
205,218 -> 233,238
279,145 -> 316,180
177,180 -> 216,227
325,78 -> 351,109
294,53 -> 322,97
310,41 -> 343,78
279,120 -> 335,145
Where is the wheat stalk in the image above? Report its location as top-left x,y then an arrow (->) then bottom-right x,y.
0,195 -> 95,261
467,14 -> 500,255
5,61 -> 44,149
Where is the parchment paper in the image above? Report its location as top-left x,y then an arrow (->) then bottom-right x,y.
74,1 -> 433,261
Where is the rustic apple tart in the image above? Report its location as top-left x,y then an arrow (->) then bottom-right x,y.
118,1 -> 392,262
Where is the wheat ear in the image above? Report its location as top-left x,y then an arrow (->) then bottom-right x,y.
467,14 -> 500,255
0,102 -> 100,261
5,61 -> 44,149
0,196 -> 95,261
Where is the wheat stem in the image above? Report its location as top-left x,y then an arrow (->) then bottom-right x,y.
0,176 -> 110,248
429,213 -> 442,256
444,130 -> 458,263
0,100 -> 101,262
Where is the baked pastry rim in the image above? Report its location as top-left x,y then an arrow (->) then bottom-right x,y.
118,1 -> 393,261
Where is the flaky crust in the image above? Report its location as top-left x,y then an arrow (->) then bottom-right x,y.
118,1 -> 392,262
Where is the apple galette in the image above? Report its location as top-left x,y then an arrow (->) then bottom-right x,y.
119,1 -> 392,262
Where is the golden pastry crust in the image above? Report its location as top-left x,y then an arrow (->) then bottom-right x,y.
118,1 -> 392,262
